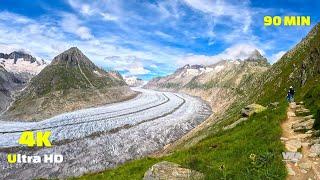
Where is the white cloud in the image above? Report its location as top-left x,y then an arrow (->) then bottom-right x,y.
269,51 -> 286,64
177,43 -> 264,66
104,56 -> 150,75
221,44 -> 265,59
0,11 -> 181,69
127,65 -> 150,75
60,13 -> 94,40
154,31 -> 174,40
100,12 -> 118,21
68,0 -> 96,16
68,0 -> 120,21
182,0 -> 252,33
0,11 -> 32,24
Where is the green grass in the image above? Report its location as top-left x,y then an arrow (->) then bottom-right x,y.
302,82 -> 320,130
75,103 -> 287,180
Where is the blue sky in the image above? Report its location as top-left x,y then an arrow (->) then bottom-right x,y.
0,0 -> 319,80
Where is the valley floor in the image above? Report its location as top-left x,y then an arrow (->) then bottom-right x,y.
0,88 -> 211,179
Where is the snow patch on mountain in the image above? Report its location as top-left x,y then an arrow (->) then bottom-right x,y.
0,58 -> 46,75
0,51 -> 47,76
124,76 -> 145,87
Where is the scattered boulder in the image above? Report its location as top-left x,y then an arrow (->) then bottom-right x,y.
286,164 -> 296,176
295,108 -> 311,116
280,137 -> 289,141
300,169 -> 308,174
143,161 -> 204,180
241,103 -> 267,117
269,102 -> 279,108
292,119 -> 315,132
296,101 -> 304,105
287,111 -> 296,117
296,116 -> 314,124
223,117 -> 248,130
311,138 -> 320,145
289,102 -> 296,109
306,130 -> 314,134
285,139 -> 302,152
309,144 -> 320,157
303,115 -> 314,121
299,162 -> 312,170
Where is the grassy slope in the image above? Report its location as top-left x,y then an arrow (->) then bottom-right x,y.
75,23 -> 319,180
76,103 -> 287,180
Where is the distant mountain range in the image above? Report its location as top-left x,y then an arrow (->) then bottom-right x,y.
124,76 -> 144,87
0,51 -> 47,79
2,47 -> 136,121
145,49 -> 270,113
0,51 -> 47,114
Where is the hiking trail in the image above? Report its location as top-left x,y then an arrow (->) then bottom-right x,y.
281,102 -> 320,179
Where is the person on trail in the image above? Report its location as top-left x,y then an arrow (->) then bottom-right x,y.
287,86 -> 295,102
286,91 -> 291,102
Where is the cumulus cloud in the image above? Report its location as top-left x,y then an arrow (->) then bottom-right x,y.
60,13 -> 94,40
0,11 -> 179,69
68,0 -> 119,21
182,0 -> 252,33
0,11 -> 32,24
177,43 -> 264,66
100,12 -> 118,21
104,56 -> 150,76
68,0 -> 96,16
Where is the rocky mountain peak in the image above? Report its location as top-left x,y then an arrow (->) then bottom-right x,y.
51,47 -> 95,69
244,49 -> 270,66
248,49 -> 263,60
0,51 -> 38,64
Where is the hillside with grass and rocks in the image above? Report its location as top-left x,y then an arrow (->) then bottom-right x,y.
2,47 -> 137,121
145,50 -> 270,114
78,22 -> 320,179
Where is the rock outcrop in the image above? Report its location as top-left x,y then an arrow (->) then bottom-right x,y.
143,161 -> 204,180
241,103 -> 267,117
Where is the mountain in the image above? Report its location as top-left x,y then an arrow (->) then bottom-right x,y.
3,47 -> 137,121
0,66 -> 25,113
124,76 -> 144,87
0,51 -> 47,82
145,50 -> 270,114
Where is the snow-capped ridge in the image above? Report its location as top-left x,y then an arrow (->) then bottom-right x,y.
0,51 -> 47,75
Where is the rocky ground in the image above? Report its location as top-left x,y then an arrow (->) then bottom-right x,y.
0,88 -> 212,179
281,102 -> 320,179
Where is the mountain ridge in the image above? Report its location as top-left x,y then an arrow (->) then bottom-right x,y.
144,50 -> 270,113
3,47 -> 137,121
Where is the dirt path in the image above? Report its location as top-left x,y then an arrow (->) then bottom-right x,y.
281,102 -> 320,180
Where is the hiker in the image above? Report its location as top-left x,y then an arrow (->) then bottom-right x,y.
287,86 -> 295,102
